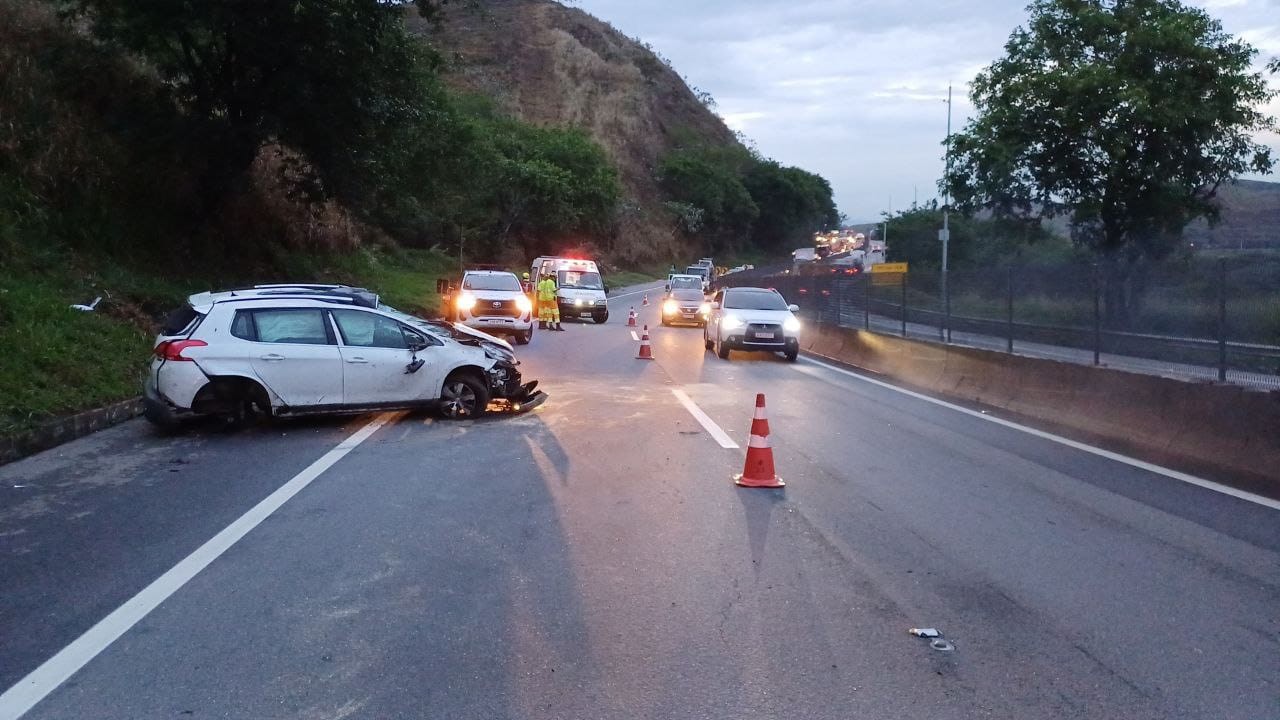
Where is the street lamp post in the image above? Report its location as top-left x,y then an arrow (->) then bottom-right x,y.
941,83 -> 953,342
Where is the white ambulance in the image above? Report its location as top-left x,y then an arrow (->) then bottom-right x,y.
531,256 -> 610,324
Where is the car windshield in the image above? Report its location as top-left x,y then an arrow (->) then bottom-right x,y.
724,289 -> 789,311
669,276 -> 702,290
558,270 -> 603,290
463,274 -> 521,292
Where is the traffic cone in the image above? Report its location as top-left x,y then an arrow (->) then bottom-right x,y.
642,293 -> 650,307
734,394 -> 784,488
636,324 -> 655,360
627,307 -> 637,327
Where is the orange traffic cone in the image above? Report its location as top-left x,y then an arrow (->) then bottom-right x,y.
627,307 -> 637,327
636,324 -> 655,360
734,394 -> 784,488
642,293 -> 650,307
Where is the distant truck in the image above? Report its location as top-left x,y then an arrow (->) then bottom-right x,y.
685,264 -> 712,293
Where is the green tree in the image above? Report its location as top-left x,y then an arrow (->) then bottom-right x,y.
60,0 -> 429,209
882,203 -> 1065,269
743,161 -> 839,253
946,0 -> 1276,269
658,148 -> 759,254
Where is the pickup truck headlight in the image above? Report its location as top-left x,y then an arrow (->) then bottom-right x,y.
456,294 -> 477,311
515,295 -> 532,313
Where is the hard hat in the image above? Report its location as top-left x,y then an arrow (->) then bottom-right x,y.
522,272 -> 529,279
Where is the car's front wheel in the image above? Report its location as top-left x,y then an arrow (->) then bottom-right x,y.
593,311 -> 609,324
784,347 -> 799,362
439,372 -> 489,419
515,328 -> 532,345
716,335 -> 730,360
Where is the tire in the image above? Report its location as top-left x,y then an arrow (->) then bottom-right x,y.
660,317 -> 669,327
704,329 -> 714,350
716,336 -> 730,360
593,311 -> 609,324
784,348 -> 799,362
515,328 -> 532,345
439,372 -> 489,419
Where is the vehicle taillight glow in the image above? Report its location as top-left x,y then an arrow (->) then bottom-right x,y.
154,339 -> 208,361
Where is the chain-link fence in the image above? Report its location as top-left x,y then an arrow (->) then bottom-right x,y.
717,261 -> 1280,390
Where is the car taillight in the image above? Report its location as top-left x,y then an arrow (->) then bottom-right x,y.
154,339 -> 208,361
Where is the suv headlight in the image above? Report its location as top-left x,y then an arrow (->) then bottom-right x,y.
784,317 -> 801,333
721,316 -> 744,331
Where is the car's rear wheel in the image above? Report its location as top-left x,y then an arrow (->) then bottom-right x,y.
439,372 -> 489,419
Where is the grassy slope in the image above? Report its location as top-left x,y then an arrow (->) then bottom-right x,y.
0,245 -> 455,435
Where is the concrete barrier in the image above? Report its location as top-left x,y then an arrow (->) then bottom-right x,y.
0,398 -> 144,466
804,325 -> 1280,490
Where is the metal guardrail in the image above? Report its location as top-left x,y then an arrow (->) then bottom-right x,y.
716,268 -> 1280,389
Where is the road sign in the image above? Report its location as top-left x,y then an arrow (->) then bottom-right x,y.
872,262 -> 908,274
938,228 -> 950,243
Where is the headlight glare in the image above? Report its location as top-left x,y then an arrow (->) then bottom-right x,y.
784,317 -> 802,332
663,300 -> 679,315
721,316 -> 744,330
699,302 -> 711,315
515,295 -> 532,313
457,294 -> 477,311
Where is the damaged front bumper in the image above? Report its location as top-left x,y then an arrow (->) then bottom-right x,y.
485,362 -> 548,414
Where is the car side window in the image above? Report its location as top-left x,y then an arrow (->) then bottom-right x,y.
332,310 -> 409,349
251,309 -> 331,345
230,310 -> 256,341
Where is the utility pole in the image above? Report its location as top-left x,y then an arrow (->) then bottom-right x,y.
941,83 -> 953,342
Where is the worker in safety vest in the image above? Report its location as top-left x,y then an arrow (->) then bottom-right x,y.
521,272 -> 533,295
537,273 -> 563,331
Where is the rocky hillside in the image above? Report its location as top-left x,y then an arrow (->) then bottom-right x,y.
412,0 -> 741,263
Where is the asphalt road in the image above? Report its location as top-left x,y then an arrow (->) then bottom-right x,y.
2,282 -> 1277,719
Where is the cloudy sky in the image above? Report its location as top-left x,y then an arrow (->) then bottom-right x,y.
573,0 -> 1280,222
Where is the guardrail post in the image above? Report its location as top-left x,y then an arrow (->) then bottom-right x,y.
1092,263 -> 1101,366
942,270 -> 951,343
1217,259 -> 1227,382
942,269 -> 952,340
864,273 -> 871,330
901,270 -> 908,338
1006,266 -> 1014,354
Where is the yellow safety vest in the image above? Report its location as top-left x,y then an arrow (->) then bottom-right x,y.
538,278 -> 557,302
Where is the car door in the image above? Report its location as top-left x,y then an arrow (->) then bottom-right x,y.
245,308 -> 343,407
330,309 -> 444,406
709,289 -> 726,340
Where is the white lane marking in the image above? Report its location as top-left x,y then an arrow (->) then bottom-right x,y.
630,330 -> 640,342
0,412 -> 404,720
798,356 -> 1280,511
608,285 -> 662,302
671,389 -> 739,449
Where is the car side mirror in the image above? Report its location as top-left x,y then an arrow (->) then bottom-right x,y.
788,304 -> 799,313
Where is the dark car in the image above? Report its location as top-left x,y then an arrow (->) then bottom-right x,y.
661,288 -> 711,327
